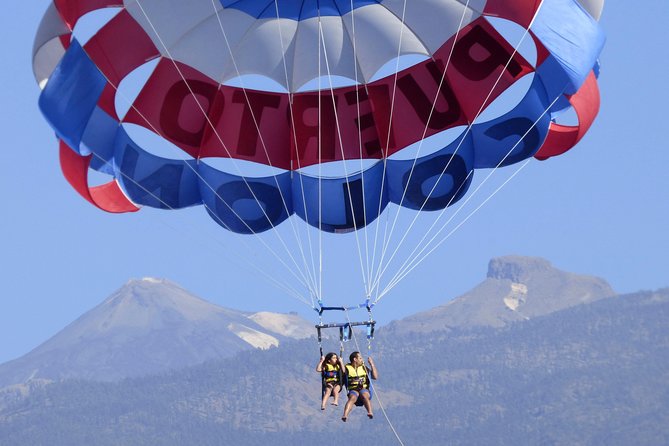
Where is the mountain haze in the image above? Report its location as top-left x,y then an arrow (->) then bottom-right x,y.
0,278 -> 312,386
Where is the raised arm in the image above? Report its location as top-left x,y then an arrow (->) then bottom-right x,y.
316,356 -> 325,372
367,357 -> 378,380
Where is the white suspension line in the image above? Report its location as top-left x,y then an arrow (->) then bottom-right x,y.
378,158 -> 531,301
86,3 -> 320,300
368,203 -> 394,299
87,150 -> 313,307
318,14 -> 371,298
376,91 -> 562,302
318,5 -> 324,304
370,0 -> 472,294
209,0 -> 321,300
210,0 -> 320,306
371,3 -> 546,300
368,0 -> 409,296
367,168 -> 473,296
201,202 -> 314,306
348,0 -> 373,299
270,0 -> 322,307
133,0 -> 320,299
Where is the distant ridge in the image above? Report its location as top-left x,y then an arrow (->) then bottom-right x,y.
0,256 -> 617,388
388,255 -> 616,333
0,278 -> 312,387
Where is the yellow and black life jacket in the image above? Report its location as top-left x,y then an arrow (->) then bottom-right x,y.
345,363 -> 369,391
322,363 -> 341,384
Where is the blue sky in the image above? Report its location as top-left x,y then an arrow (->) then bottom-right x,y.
1,2 -> 667,364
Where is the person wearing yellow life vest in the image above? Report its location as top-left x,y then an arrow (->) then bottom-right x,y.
316,352 -> 344,410
342,351 -> 378,422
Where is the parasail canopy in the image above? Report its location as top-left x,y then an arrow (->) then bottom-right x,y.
33,0 -> 606,307
34,0 -> 605,234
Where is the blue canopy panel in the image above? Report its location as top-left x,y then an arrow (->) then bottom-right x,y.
38,39 -> 107,155
80,106 -> 119,176
221,0 -> 379,20
293,162 -> 388,233
531,0 -> 606,98
472,74 -> 552,168
386,133 -> 475,211
198,163 -> 293,234
113,129 -> 202,210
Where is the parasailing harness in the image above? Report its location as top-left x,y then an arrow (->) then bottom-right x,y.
315,302 -> 376,400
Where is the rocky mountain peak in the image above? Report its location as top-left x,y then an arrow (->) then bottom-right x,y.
390,255 -> 616,334
486,256 -> 553,282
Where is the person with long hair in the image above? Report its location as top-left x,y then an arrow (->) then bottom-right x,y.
316,352 -> 344,410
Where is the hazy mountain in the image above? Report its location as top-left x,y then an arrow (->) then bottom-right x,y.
0,278 -> 312,387
0,286 -> 667,446
388,255 -> 616,334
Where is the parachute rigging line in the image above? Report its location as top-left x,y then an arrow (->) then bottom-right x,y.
209,0 -> 321,305
133,0 -> 322,301
378,158 -> 533,301
77,68 -> 318,303
208,0 -> 323,300
318,4 -> 324,304
377,93 -> 564,302
377,86 -> 564,299
371,0 -> 474,293
367,0 -> 475,298
349,0 -> 373,291
267,0 -> 322,304
369,0 -> 410,300
318,13 -> 373,297
370,1 -> 548,302
82,148 -> 313,307
62,0 -> 322,306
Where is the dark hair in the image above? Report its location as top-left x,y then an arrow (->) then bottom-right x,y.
349,351 -> 361,364
324,352 -> 338,366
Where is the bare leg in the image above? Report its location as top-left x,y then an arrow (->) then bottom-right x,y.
342,393 -> 358,421
331,385 -> 341,406
321,385 -> 333,410
360,392 -> 373,418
